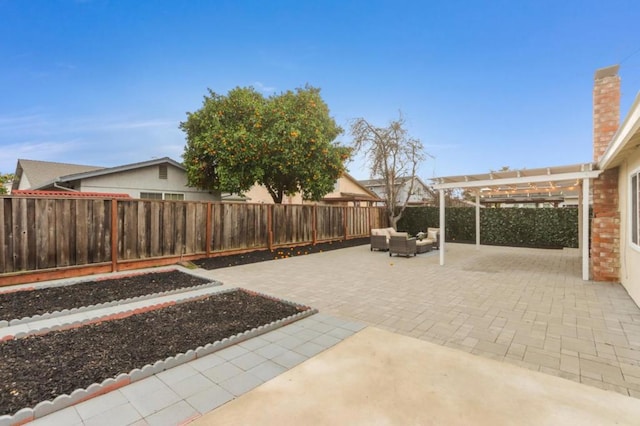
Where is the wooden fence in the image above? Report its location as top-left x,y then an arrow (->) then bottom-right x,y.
0,197 -> 387,286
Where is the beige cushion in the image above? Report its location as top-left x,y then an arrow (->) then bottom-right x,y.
427,230 -> 438,240
391,231 -> 409,239
371,229 -> 384,236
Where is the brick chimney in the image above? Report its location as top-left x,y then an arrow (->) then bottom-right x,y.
591,65 -> 620,282
593,65 -> 620,161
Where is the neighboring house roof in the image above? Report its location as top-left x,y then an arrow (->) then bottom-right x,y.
325,172 -> 381,201
31,157 -> 185,190
360,175 -> 436,200
598,91 -> 640,170
360,175 -> 432,190
12,159 -> 103,190
11,190 -> 131,198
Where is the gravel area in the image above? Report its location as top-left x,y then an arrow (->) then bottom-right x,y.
0,289 -> 308,417
194,237 -> 369,270
0,270 -> 211,322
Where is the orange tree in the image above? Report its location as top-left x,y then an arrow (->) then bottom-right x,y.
180,86 -> 350,203
0,173 -> 14,195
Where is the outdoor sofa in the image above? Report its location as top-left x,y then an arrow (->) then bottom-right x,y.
389,233 -> 417,257
421,227 -> 440,249
370,227 -> 396,251
371,227 -> 440,254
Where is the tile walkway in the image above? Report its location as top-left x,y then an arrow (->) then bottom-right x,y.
22,310 -> 363,426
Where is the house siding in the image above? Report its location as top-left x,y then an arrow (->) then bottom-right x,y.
618,151 -> 640,304
77,164 -> 219,201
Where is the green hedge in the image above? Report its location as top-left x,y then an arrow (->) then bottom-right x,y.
396,206 -> 579,248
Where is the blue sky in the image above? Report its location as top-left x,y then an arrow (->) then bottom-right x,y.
2,0 -> 640,182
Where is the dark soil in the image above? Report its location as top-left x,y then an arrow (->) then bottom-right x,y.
0,270 -> 211,323
0,289 -> 308,417
194,237 -> 369,270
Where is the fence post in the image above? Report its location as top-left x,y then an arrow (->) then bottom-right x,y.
267,205 -> 273,251
206,202 -> 212,255
110,198 -> 118,272
312,204 -> 317,245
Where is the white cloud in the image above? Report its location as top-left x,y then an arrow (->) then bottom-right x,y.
0,140 -> 82,173
0,114 -> 49,133
253,81 -> 277,94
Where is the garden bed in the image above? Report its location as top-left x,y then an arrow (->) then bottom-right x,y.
194,237 -> 369,270
0,289 -> 311,417
0,270 -> 214,325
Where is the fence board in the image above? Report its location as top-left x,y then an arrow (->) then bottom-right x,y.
211,203 -> 221,251
55,200 -> 70,267
74,199 -> 89,265
3,199 -> 14,272
174,202 -> 186,256
134,201 -> 146,259
25,199 -> 37,270
120,201 -> 138,260
12,198 -> 27,271
162,202 -> 174,256
185,202 -> 196,254
86,200 -> 96,264
149,201 -> 161,257
43,200 -> 58,268
93,200 -> 108,263
35,200 -> 49,269
194,203 -> 206,252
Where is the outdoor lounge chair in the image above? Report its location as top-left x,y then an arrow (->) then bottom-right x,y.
370,227 -> 395,251
389,233 -> 417,257
425,227 -> 440,249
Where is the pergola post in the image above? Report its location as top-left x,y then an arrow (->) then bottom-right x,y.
582,178 -> 590,281
475,192 -> 480,250
439,189 -> 445,265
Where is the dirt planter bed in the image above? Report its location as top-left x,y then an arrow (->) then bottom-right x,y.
0,270 -> 218,327
194,237 -> 369,270
0,289 -> 314,420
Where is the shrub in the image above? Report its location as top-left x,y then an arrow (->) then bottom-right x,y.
396,206 -> 579,249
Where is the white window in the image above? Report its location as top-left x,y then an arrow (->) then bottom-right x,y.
164,193 -> 184,201
139,192 -> 184,201
140,192 -> 163,200
632,170 -> 640,247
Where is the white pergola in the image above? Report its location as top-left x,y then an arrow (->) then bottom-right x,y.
432,163 -> 602,281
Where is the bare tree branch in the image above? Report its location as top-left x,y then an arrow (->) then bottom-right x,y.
350,114 -> 428,229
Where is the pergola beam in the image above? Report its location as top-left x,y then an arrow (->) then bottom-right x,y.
434,170 -> 601,190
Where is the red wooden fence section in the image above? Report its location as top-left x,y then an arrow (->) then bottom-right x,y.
0,197 -> 388,286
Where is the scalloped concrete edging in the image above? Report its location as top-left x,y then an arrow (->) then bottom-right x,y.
0,288 -> 316,426
0,268 -> 222,329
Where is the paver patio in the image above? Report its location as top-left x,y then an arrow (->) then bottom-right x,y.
198,243 -> 640,398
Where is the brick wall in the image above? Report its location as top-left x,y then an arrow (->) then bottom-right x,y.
591,65 -> 620,282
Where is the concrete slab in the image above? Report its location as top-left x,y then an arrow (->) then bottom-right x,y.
192,327 -> 640,426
